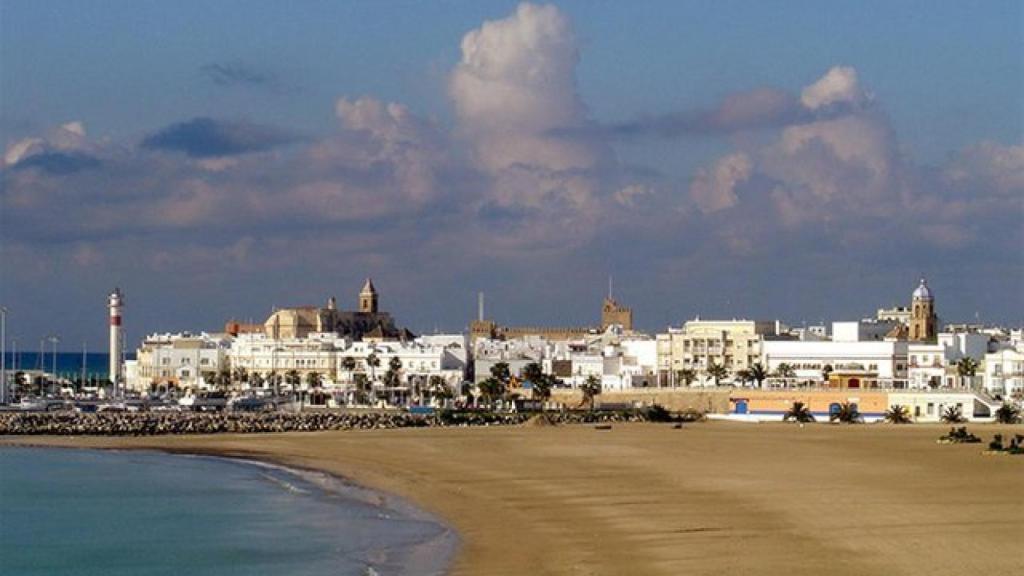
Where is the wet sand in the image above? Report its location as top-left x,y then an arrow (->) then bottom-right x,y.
6,421 -> 1023,575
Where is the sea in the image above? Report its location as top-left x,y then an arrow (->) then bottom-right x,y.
0,447 -> 456,576
2,352 -> 123,381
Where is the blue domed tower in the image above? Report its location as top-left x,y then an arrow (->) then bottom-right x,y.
910,278 -> 936,342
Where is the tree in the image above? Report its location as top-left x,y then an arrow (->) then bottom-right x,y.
302,371 -> 322,410
783,401 -> 815,423
821,364 -> 834,384
285,370 -> 301,395
884,404 -> 912,424
675,368 -> 696,388
428,375 -> 451,405
774,363 -> 796,381
366,353 -> 380,382
522,362 -> 552,402
706,362 -> 728,387
734,369 -> 753,387
478,377 -> 506,407
994,403 -> 1021,424
941,405 -> 966,424
232,366 -> 249,388
216,369 -> 232,392
830,402 -> 862,424
748,363 -> 769,388
956,357 -> 980,388
389,356 -> 403,373
580,374 -> 602,410
341,356 -> 357,375
353,373 -> 370,405
522,362 -> 544,385
490,362 -> 511,383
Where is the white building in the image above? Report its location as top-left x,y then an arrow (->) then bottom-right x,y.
761,322 -> 909,388
907,332 -> 989,389
130,332 -> 232,392
229,332 -> 466,393
656,319 -> 777,386
983,344 -> 1024,398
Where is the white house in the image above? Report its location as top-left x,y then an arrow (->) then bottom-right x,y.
983,344 -> 1024,398
131,332 -> 232,392
907,332 -> 989,389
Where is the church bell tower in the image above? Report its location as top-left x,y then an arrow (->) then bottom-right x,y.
359,278 -> 378,314
909,278 -> 936,342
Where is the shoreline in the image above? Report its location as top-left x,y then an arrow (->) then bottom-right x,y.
2,443 -> 459,576
5,421 -> 1023,575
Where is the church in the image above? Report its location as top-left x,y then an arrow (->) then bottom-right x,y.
230,279 -> 411,341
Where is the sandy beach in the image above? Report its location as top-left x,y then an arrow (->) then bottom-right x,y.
6,421 -> 1023,576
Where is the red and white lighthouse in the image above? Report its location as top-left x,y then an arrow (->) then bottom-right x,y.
108,288 -> 123,390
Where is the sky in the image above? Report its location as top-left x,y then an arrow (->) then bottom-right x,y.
1,0 -> 1022,350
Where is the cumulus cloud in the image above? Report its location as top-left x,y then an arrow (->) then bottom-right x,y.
689,152 -> 752,213
141,117 -> 298,158
449,2 -> 612,214
800,65 -> 867,110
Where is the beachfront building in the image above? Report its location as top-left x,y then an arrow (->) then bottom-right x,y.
760,322 -> 909,388
130,332 -> 232,392
656,319 -> 777,386
907,332 -> 989,389
983,344 -> 1024,398
229,332 -> 467,395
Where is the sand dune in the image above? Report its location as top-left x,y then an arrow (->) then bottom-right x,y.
7,421 -> 1022,575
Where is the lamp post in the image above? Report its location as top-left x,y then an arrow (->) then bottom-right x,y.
1,306 -> 7,405
49,335 -> 60,395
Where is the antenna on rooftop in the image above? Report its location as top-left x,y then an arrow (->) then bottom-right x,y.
478,292 -> 485,322
608,275 -> 613,300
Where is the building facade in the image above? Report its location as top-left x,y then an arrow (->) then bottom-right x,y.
657,320 -> 776,386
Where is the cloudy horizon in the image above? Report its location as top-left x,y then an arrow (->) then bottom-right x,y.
1,1 -> 1021,350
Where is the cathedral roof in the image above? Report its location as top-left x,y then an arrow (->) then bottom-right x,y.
912,278 -> 933,301
360,278 -> 377,295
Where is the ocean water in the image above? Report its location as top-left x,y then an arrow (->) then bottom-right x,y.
0,447 -> 455,576
3,352 -> 119,380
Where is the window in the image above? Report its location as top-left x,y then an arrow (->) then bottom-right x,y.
200,358 -> 210,365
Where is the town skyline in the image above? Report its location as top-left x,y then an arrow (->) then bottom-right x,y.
2,1 -> 1022,350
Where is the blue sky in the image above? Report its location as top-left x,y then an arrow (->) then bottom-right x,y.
1,1 -> 1022,349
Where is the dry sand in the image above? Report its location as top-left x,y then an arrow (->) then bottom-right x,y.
6,421 -> 1023,575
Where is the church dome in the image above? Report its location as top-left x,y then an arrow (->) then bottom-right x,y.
912,278 -> 933,301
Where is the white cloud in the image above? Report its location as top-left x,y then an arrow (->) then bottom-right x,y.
800,66 -> 866,110
449,2 -> 611,211
689,152 -> 752,213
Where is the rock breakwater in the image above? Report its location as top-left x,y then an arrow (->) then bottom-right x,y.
0,409 -> 660,436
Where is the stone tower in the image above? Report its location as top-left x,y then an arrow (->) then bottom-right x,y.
909,278 -> 936,342
359,278 -> 378,314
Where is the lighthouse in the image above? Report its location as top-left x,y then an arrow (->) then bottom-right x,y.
108,288 -> 123,394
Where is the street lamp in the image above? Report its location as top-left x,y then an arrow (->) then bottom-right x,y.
49,335 -> 60,395
1,306 -> 7,405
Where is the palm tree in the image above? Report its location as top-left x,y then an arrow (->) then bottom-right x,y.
580,374 -> 602,410
735,369 -> 753,387
478,377 -> 506,408
675,368 -> 696,388
994,403 -> 1021,424
341,356 -> 357,378
706,362 -> 728,387
303,371 -> 322,409
830,402 -> 862,424
366,353 -> 380,382
783,401 -> 815,423
941,405 -> 966,424
821,364 -> 834,385
285,369 -> 300,399
884,404 -> 912,424
774,363 -> 796,382
956,357 -> 980,388
428,375 -> 449,406
748,363 -> 769,388
489,362 -> 511,383
232,366 -> 249,388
